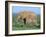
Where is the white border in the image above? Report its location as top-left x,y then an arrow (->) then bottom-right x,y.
8,3 -> 43,34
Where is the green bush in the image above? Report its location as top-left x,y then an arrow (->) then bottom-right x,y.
12,15 -> 40,30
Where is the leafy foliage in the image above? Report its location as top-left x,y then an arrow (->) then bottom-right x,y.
12,15 -> 40,30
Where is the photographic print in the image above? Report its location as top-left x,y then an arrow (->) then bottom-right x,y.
5,1 -> 45,36
12,6 -> 40,30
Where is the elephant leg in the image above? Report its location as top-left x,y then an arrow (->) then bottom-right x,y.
23,18 -> 26,24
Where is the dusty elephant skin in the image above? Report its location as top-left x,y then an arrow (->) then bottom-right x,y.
17,11 -> 37,25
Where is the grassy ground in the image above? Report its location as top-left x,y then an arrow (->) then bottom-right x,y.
12,15 -> 40,30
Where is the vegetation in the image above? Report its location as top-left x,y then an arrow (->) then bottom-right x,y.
12,14 -> 40,30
